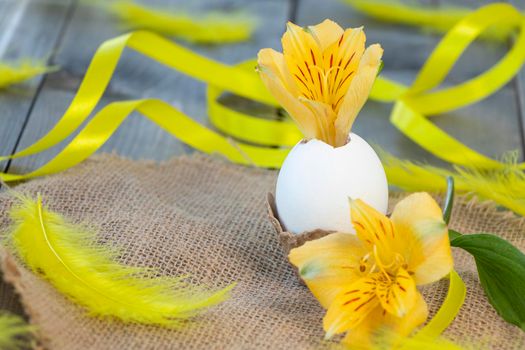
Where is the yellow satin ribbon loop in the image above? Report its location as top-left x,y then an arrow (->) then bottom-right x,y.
207,85 -> 301,147
0,31 -> 276,163
404,3 -> 525,114
0,97 -> 292,182
388,3 -> 525,169
413,270 -> 466,341
206,60 -> 302,147
343,0 -> 515,42
390,101 -> 505,169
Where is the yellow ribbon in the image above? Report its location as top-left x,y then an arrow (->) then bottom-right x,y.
3,4 -> 523,181
413,270 -> 466,340
341,0 -> 516,42
0,31 -> 287,181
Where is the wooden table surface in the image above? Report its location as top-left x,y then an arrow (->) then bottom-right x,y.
0,0 -> 524,321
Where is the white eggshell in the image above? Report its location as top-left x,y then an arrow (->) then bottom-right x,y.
275,133 -> 388,234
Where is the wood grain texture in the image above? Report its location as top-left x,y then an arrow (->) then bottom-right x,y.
8,0 -> 291,174
0,0 -> 73,171
296,0 -> 525,164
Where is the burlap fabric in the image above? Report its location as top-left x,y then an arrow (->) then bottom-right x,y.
0,154 -> 523,349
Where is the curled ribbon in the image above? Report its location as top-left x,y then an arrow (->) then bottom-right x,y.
2,3 -> 523,182
413,270 -> 465,341
341,0 -> 516,42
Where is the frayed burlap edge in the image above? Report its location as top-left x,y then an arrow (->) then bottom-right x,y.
1,249 -> 47,350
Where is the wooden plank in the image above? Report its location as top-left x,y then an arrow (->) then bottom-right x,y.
8,0 -> 292,174
295,0 -> 524,164
0,0 -> 73,172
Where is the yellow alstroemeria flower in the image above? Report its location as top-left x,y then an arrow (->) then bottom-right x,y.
257,19 -> 383,147
289,193 -> 453,347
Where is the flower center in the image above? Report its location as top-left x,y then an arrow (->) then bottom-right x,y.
287,33 -> 357,113
359,245 -> 406,280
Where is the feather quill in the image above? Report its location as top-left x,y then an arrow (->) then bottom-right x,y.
105,0 -> 255,44
0,313 -> 32,349
6,194 -> 233,326
379,149 -> 525,217
0,60 -> 56,89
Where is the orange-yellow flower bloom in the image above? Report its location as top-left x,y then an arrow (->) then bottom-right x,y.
289,193 -> 453,348
257,19 -> 383,147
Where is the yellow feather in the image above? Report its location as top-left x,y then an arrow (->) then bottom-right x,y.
0,313 -> 33,349
378,149 -> 525,217
0,60 -> 56,89
6,194 -> 233,326
105,0 -> 255,44
341,0 -> 512,41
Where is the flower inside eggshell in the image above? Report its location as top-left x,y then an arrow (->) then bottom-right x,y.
257,19 -> 383,148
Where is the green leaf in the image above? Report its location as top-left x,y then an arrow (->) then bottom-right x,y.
448,229 -> 462,241
442,176 -> 454,224
451,233 -> 525,331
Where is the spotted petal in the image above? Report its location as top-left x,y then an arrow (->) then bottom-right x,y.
323,27 -> 366,116
375,268 -> 417,317
390,193 -> 453,285
335,43 -> 383,146
323,275 -> 380,339
349,198 -> 398,265
258,49 -> 318,139
289,233 -> 368,309
282,21 -> 321,62
342,290 -> 428,348
299,98 -> 337,144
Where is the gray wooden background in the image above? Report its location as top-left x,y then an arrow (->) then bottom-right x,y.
0,0 -> 524,321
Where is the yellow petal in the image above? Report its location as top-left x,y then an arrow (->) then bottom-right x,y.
257,48 -> 299,95
282,22 -> 326,104
376,268 -> 417,317
390,192 -> 453,285
349,198 -> 397,264
334,44 -> 383,146
257,50 -> 318,140
341,303 -> 383,349
306,19 -> 344,51
323,275 -> 381,339
289,233 -> 368,309
299,98 -> 337,144
343,291 -> 428,348
326,28 -> 365,111
282,22 -> 320,63
392,291 -> 428,337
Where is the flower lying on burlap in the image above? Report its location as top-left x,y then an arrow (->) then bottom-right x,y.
289,193 -> 453,347
257,19 -> 383,147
